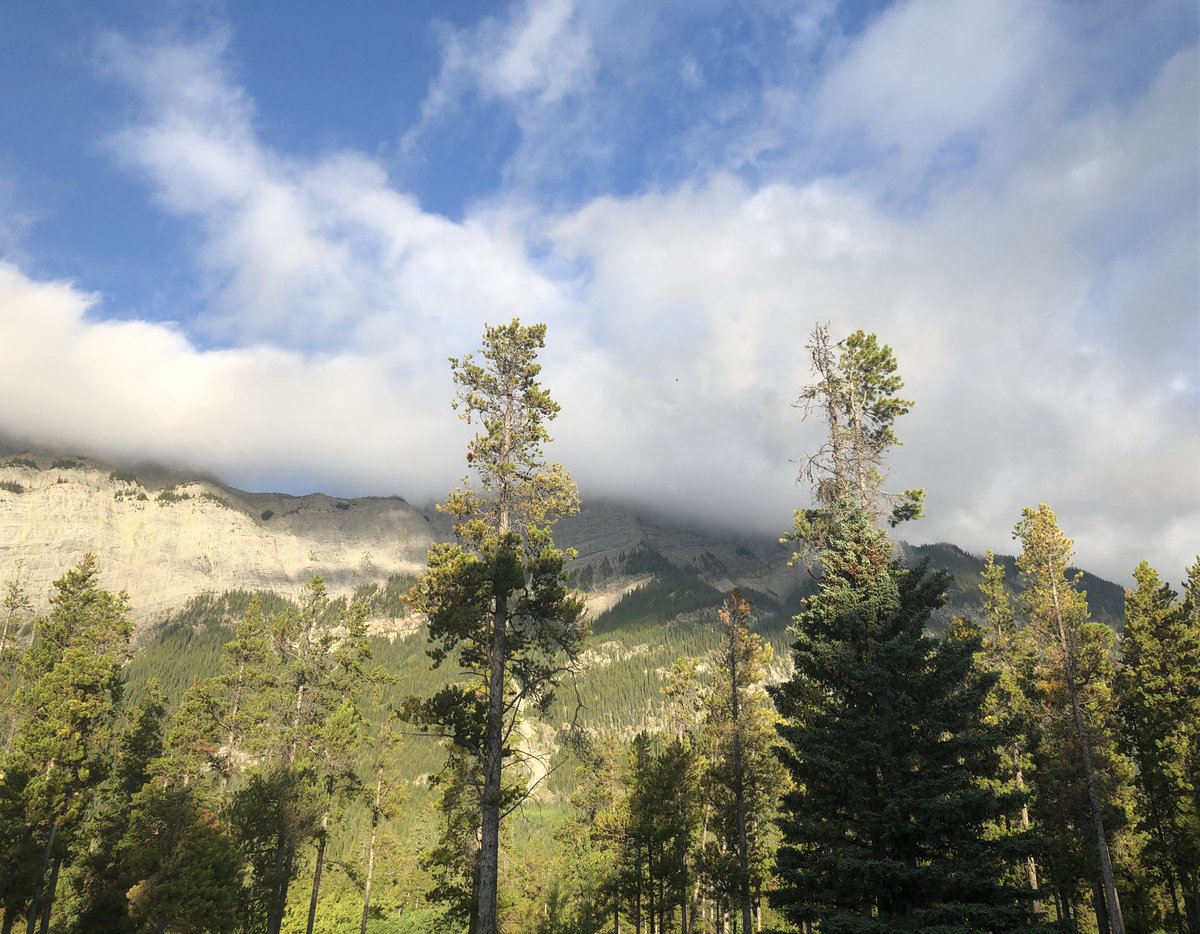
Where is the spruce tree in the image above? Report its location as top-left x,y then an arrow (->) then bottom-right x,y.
405,319 -> 586,934
771,505 -> 1038,932
1116,560 -> 1200,931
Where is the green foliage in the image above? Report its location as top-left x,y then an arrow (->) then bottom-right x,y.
406,319 -> 585,933
771,506 -> 1039,932
1014,504 -> 1133,932
109,470 -> 137,482
200,491 -> 231,509
355,574 -> 419,620
155,488 -> 191,505
0,555 -> 134,930
791,324 -> 924,550
0,480 -> 25,494
5,457 -> 38,470
261,508 -> 275,521
591,548 -> 722,635
1116,560 -> 1200,930
51,458 -> 83,470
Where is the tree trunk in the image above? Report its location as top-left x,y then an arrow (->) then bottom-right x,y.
306,810 -> 330,934
1050,575 -> 1125,934
266,833 -> 294,934
361,772 -> 383,934
1093,879 -> 1111,934
476,589 -> 507,934
35,858 -> 59,934
1184,867 -> 1200,934
24,819 -> 56,934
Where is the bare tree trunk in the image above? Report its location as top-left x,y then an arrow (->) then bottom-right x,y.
1093,879 -> 1111,934
35,858 -> 59,934
476,595 -> 507,934
306,809 -> 330,934
266,834 -> 294,934
361,771 -> 383,934
25,819 -> 56,934
1184,867 -> 1200,934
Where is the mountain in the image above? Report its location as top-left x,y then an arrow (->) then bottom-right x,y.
0,449 -> 1126,635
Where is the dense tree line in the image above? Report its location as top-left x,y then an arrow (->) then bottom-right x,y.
1,320 -> 1196,933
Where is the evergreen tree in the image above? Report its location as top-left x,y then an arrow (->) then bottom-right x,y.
771,505 -> 1038,932
699,588 -> 786,933
621,732 -> 702,934
360,715 -> 407,934
544,734 -> 625,934
119,782 -> 242,934
1,555 -> 132,934
977,551 -> 1041,899
1116,560 -> 1200,932
1015,505 -> 1128,934
791,324 -> 924,546
405,319 -> 586,934
66,681 -> 166,933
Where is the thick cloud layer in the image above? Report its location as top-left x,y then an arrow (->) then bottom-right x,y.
0,2 -> 1196,584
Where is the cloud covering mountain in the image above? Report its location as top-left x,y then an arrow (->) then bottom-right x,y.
0,1 -> 1196,583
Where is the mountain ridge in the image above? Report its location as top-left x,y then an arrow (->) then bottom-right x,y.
0,449 -> 1126,631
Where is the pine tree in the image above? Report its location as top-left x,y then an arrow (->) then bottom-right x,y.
622,732 -> 702,933
977,551 -> 1041,899
791,324 -> 923,547
3,555 -> 133,934
360,715 -> 406,934
66,681 -> 166,933
699,588 -> 786,933
1116,560 -> 1200,932
1014,505 -> 1128,934
405,319 -> 586,934
771,505 -> 1038,932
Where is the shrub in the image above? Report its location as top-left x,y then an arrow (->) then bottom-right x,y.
260,509 -> 274,522
52,458 -> 83,470
155,490 -> 190,505
199,491 -> 231,509
334,501 -> 351,511
109,470 -> 137,483
0,480 -> 25,494
6,457 -> 38,470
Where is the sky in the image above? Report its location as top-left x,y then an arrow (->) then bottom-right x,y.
0,0 -> 1196,584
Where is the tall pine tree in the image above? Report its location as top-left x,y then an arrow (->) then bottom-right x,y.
405,319 -> 586,934
1014,504 -> 1128,934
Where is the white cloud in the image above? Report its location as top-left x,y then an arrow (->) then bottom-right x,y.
814,0 -> 1054,179
1,8 -> 1195,588
402,0 -> 596,161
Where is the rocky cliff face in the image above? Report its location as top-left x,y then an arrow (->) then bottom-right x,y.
0,453 -> 435,621
0,450 -> 1125,634
0,451 -> 804,627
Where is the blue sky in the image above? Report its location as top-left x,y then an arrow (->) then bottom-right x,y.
0,0 -> 1197,582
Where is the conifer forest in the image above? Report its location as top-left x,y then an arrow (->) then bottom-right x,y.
1,320 -> 1197,934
